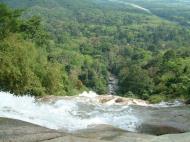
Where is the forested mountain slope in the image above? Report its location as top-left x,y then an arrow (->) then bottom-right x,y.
121,0 -> 190,27
0,0 -> 190,102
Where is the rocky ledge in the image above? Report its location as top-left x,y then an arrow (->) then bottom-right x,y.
0,117 -> 190,142
38,93 -> 149,106
38,92 -> 185,107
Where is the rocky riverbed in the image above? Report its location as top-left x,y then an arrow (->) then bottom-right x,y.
1,117 -> 190,142
0,91 -> 190,141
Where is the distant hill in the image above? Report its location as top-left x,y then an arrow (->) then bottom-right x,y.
0,0 -> 190,102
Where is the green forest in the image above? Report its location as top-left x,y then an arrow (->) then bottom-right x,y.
0,0 -> 190,103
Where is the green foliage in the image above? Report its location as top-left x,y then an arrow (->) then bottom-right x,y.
0,4 -> 78,96
1,0 -> 190,102
0,34 -> 45,96
0,4 -> 21,39
19,16 -> 50,46
119,65 -> 154,99
148,95 -> 166,104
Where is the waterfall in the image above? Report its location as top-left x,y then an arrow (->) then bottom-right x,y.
0,91 -> 140,132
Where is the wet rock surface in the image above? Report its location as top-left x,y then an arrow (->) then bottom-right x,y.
74,124 -> 155,142
135,106 -> 190,135
1,92 -> 190,138
1,117 -> 190,142
39,94 -> 150,106
0,117 -> 63,142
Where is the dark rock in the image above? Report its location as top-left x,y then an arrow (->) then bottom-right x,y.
185,99 -> 190,104
115,98 -> 124,103
137,122 -> 186,135
133,105 -> 190,135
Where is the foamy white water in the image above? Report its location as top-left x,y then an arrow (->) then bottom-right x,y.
0,91 -> 140,132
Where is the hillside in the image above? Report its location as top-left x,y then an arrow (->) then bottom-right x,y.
0,0 -> 190,102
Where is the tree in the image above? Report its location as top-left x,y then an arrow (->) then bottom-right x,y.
19,16 -> 49,46
119,65 -> 154,98
0,4 -> 21,39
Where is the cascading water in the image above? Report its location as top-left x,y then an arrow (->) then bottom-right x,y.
0,91 -> 140,132
108,74 -> 118,95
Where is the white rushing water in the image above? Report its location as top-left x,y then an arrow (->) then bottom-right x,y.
0,91 -> 140,132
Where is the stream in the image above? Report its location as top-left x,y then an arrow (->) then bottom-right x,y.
0,91 -> 189,135
108,74 -> 118,95
0,91 -> 139,132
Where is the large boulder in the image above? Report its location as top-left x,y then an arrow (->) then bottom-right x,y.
74,124 -> 155,142
0,117 -> 63,142
1,117 -> 190,142
150,132 -> 190,142
135,106 -> 190,135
